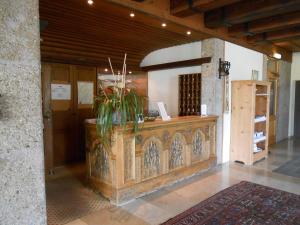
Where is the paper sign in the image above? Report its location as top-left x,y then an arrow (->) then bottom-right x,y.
51,84 -> 71,100
78,81 -> 94,104
201,104 -> 207,116
157,102 -> 171,121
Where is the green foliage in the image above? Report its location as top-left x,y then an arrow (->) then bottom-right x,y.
94,88 -> 144,146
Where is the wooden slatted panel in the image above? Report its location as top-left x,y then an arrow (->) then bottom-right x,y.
40,0 -> 207,70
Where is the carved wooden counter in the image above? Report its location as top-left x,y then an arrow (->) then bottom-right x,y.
85,116 -> 217,205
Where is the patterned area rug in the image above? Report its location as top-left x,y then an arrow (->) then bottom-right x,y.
161,181 -> 300,225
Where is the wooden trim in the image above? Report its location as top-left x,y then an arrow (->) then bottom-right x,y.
41,63 -> 54,174
141,57 -> 211,71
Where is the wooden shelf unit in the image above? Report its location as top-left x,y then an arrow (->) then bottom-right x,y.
178,73 -> 201,116
230,80 -> 271,165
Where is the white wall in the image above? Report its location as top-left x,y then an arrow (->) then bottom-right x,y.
142,42 -> 202,116
289,52 -> 300,136
222,42 -> 264,162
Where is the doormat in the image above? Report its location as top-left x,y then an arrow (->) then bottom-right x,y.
273,156 -> 300,179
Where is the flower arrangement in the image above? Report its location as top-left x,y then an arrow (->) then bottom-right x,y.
94,54 -> 144,145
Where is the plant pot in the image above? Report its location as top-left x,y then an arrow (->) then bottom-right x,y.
112,111 -> 121,125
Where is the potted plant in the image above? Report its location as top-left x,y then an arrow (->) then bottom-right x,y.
94,54 -> 144,145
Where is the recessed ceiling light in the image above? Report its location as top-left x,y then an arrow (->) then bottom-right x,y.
161,23 -> 167,27
87,0 -> 93,5
273,53 -> 281,59
104,68 -> 108,72
186,30 -> 191,35
128,71 -> 132,74
130,12 -> 135,18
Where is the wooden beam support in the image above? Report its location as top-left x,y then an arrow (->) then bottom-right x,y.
248,27 -> 300,43
229,11 -> 300,37
170,0 -> 242,17
141,57 -> 211,71
105,0 -> 293,61
205,0 -> 300,28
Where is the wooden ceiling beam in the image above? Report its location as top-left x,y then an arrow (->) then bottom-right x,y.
205,0 -> 300,28
247,27 -> 300,43
170,0 -> 242,17
141,57 -> 211,71
229,11 -> 300,37
275,40 -> 300,52
106,0 -> 292,61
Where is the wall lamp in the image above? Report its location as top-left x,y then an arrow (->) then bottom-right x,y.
218,58 -> 231,79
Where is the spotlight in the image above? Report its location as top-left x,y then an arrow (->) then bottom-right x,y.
273,53 -> 281,59
130,12 -> 135,18
87,0 -> 93,5
186,31 -> 191,35
161,23 -> 167,27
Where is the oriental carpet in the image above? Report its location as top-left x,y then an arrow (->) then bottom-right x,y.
161,181 -> 300,225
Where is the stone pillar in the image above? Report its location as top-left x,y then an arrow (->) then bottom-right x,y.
262,55 -> 268,80
277,60 -> 291,142
201,38 -> 225,164
0,0 -> 47,225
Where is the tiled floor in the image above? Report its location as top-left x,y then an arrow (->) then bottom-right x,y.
48,138 -> 300,225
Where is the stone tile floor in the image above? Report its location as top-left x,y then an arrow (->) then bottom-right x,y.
47,138 -> 300,225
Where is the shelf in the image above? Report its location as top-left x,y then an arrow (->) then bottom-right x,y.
254,136 -> 266,144
253,150 -> 268,163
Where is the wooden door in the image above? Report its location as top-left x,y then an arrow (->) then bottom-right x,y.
294,81 -> 300,137
73,65 -> 97,160
42,63 -> 96,171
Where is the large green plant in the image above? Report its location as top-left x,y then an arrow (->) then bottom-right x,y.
94,55 -> 144,145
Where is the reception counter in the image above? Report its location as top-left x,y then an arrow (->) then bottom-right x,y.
85,116 -> 217,205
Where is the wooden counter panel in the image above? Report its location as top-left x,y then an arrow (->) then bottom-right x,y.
85,116 -> 217,205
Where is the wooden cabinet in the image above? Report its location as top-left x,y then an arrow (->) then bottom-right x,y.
179,73 -> 201,116
230,81 -> 271,165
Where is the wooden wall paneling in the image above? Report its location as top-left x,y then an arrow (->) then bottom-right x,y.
43,63 -> 97,168
41,63 -> 54,174
73,65 -> 97,161
50,63 -> 76,167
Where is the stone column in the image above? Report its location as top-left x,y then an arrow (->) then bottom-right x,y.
262,55 -> 268,80
201,38 -> 225,164
0,0 -> 47,225
277,60 -> 291,142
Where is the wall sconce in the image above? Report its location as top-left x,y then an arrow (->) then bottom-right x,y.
218,58 -> 231,79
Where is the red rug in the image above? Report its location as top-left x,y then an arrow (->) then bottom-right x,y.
161,181 -> 300,225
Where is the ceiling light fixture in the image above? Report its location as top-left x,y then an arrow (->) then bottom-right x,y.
128,71 -> 132,74
273,53 -> 282,59
104,68 -> 108,72
186,30 -> 191,35
87,0 -> 94,5
130,12 -> 135,18
161,23 -> 167,27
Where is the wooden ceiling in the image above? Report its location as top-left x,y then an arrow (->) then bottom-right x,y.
170,0 -> 300,58
39,0 -> 209,71
40,0 -> 300,69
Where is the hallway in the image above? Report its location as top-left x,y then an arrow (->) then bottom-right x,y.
47,138 -> 300,225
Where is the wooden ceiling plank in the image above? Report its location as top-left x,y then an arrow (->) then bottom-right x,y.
229,10 -> 300,37
205,0 -> 300,28
40,0 -> 293,66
